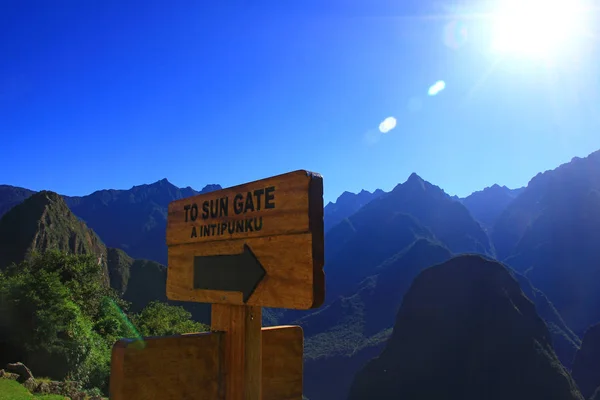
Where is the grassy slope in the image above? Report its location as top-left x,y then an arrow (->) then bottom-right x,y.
0,379 -> 66,400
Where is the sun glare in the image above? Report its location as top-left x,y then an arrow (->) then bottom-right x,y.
490,0 -> 589,58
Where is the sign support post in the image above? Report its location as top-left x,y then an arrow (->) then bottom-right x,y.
212,304 -> 262,400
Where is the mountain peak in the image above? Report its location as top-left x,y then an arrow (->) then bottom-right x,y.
150,178 -> 173,187
401,172 -> 426,192
0,191 -> 108,275
324,188 -> 386,232
200,184 -> 222,194
407,172 -> 423,182
349,255 -> 583,400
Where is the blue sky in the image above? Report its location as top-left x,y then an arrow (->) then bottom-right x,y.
2,0 -> 599,203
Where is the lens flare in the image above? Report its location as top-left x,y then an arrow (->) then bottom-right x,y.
443,20 -> 469,49
106,297 -> 147,349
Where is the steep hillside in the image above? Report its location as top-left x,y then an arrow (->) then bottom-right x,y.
321,173 -> 492,303
462,184 -> 523,231
0,185 -> 35,218
0,191 -> 109,283
324,189 -> 385,232
572,323 -> 600,399
64,179 -> 221,264
298,242 -> 578,400
0,191 -> 211,324
300,239 -> 452,400
358,173 -> 492,256
493,150 -> 600,334
493,150 -> 600,260
348,255 -> 583,400
107,248 -> 211,323
510,269 -> 581,369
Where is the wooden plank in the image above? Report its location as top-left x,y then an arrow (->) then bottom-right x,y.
109,332 -> 224,400
109,325 -> 304,400
166,170 -> 325,309
166,170 -> 322,246
211,304 -> 262,400
262,326 -> 303,400
167,233 -> 323,309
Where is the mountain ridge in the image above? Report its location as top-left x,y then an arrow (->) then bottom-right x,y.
348,254 -> 583,400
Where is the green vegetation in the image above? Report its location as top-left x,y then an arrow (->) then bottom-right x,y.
0,191 -> 106,271
132,301 -> 207,337
0,379 -> 65,399
0,251 -> 208,396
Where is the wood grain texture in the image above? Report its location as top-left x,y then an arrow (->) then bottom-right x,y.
109,325 -> 304,400
109,332 -> 224,400
262,326 -> 303,400
212,305 -> 262,400
166,169 -> 325,309
167,170 -> 322,246
167,233 -> 324,309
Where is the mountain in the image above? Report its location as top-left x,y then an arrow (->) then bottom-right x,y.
510,269 -> 581,369
348,255 -> 584,400
492,150 -> 600,334
321,173 -> 492,301
105,247 -> 169,310
299,239 -> 453,400
462,184 -> 524,231
0,191 -> 109,283
296,241 -> 578,400
324,189 -> 385,232
369,173 -> 493,256
0,190 -> 212,323
63,179 -> 221,265
572,323 -> 600,399
0,185 -> 36,218
0,179 -> 222,266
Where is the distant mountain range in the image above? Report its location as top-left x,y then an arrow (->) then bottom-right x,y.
460,184 -> 524,232
0,180 -> 222,266
324,189 -> 385,232
2,149 -> 600,400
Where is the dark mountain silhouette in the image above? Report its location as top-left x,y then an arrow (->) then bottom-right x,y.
296,241 -> 578,400
0,191 -> 109,283
299,239 -> 453,400
0,179 -> 222,266
510,269 -> 581,369
462,184 -> 524,231
493,150 -> 600,334
0,185 -> 36,218
324,189 -> 385,232
348,255 -> 583,400
572,323 -> 600,399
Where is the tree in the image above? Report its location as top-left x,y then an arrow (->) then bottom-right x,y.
133,301 -> 209,337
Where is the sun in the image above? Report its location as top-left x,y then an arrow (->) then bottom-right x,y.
490,0 -> 590,58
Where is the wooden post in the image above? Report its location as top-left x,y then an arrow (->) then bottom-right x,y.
212,304 -> 262,400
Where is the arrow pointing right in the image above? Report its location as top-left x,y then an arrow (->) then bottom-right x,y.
193,244 -> 266,303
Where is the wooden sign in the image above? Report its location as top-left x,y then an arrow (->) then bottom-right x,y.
109,325 -> 303,400
166,170 -> 325,309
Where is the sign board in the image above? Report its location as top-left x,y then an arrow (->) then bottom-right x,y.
166,170 -> 325,309
109,326 -> 303,400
